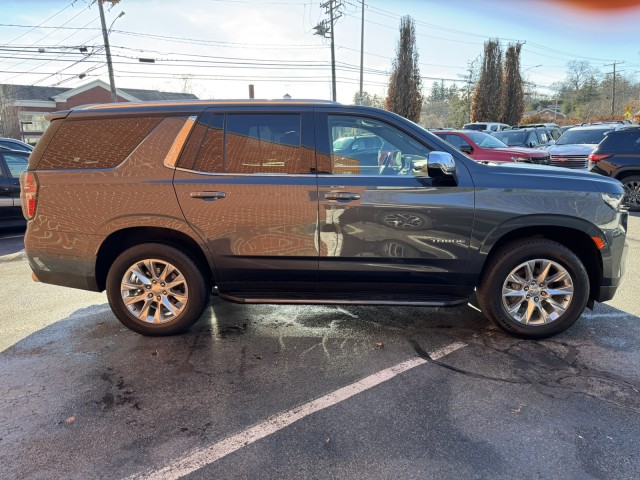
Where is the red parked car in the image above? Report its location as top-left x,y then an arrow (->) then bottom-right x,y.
432,130 -> 550,164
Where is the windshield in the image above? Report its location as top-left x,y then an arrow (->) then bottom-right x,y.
492,131 -> 526,146
463,123 -> 486,131
466,132 -> 508,148
556,128 -> 611,145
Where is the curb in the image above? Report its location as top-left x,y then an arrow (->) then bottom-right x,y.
0,251 -> 26,263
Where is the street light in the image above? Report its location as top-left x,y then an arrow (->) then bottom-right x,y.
522,64 -> 543,74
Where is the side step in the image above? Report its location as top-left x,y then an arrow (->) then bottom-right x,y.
218,291 -> 469,307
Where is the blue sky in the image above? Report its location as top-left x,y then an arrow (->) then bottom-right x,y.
1,0 -> 639,102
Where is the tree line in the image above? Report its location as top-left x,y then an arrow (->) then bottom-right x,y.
357,16 -> 639,128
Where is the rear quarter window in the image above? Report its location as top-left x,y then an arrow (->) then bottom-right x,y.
600,131 -> 640,152
35,117 -> 162,170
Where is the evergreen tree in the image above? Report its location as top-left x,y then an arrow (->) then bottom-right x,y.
471,39 -> 502,121
500,42 -> 524,125
385,16 -> 423,123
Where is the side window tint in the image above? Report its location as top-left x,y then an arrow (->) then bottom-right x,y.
328,115 -> 430,176
4,154 -> 28,178
37,117 -> 162,170
190,113 -> 224,173
443,134 -> 465,149
226,114 -> 304,174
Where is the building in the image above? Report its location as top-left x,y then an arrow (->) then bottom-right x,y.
522,107 -> 566,122
0,79 -> 198,144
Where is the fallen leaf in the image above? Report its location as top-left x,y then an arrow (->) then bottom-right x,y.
375,342 -> 384,349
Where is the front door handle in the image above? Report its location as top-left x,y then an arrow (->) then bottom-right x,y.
190,191 -> 226,199
324,192 -> 361,201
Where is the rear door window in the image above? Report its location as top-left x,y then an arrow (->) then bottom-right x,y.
181,113 -> 310,175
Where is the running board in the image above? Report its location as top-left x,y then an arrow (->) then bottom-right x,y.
218,292 -> 468,307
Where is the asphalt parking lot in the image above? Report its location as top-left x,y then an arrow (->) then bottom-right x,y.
1,214 -> 639,479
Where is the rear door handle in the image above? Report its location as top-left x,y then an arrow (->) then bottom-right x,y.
324,192 -> 361,201
190,191 -> 226,199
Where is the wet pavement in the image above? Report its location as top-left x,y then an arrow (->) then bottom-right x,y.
1,213 -> 639,479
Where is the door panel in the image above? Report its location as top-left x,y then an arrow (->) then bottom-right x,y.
173,110 -> 319,293
316,112 -> 475,294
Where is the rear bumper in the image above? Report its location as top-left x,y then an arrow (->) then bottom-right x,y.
24,223 -> 100,292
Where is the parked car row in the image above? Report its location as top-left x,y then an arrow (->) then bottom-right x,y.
589,125 -> 640,211
0,138 -> 34,227
431,130 -> 551,164
440,122 -> 639,210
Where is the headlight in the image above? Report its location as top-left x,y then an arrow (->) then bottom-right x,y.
601,192 -> 624,210
511,156 -> 528,162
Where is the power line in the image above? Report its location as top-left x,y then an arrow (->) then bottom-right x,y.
0,1 -> 77,45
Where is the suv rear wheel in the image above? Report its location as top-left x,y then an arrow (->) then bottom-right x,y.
106,243 -> 209,336
477,239 -> 589,339
620,174 -> 640,211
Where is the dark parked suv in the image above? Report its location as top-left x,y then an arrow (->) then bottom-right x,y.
589,126 -> 640,211
20,100 -> 628,339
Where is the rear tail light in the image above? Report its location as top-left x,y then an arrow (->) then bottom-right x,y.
588,153 -> 612,163
20,171 -> 38,220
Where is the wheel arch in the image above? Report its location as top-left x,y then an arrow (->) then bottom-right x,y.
478,220 -> 604,303
613,168 -> 640,182
95,226 -> 215,292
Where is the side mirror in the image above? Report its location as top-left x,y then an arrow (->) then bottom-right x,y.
459,144 -> 473,154
415,151 -> 455,177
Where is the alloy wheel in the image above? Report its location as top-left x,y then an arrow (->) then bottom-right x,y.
120,258 -> 188,324
501,259 -> 574,325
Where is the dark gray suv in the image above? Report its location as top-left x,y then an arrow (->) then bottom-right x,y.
20,100 -> 628,339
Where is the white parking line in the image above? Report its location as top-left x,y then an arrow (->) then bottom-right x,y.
129,342 -> 466,480
582,312 -> 631,319
0,235 -> 24,239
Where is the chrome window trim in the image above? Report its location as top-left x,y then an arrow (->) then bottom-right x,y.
163,116 -> 199,169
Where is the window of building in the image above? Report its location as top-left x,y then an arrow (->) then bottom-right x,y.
18,112 -> 49,132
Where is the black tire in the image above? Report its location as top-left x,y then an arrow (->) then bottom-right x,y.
477,238 -> 589,339
106,243 -> 209,336
620,175 -> 640,212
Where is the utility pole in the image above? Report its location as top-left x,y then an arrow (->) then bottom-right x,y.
605,61 -> 624,116
359,0 -> 364,105
314,0 -> 343,102
98,0 -> 118,102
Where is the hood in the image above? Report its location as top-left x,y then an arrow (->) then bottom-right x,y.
471,160 -> 624,194
497,146 -> 549,157
546,143 -> 597,155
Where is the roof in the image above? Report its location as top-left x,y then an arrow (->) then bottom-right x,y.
0,82 -> 198,102
79,99 -> 339,111
119,88 -> 198,101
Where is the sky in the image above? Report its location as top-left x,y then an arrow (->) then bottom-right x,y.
1,0 -> 640,103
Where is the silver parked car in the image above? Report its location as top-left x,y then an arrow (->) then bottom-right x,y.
545,124 -> 622,170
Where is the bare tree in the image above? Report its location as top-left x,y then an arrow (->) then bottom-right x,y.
500,43 -> 524,125
0,84 -> 20,138
565,60 -> 601,93
385,16 -> 423,123
471,38 -> 502,121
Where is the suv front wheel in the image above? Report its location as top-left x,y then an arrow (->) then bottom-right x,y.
477,239 -> 589,339
106,243 -> 209,336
